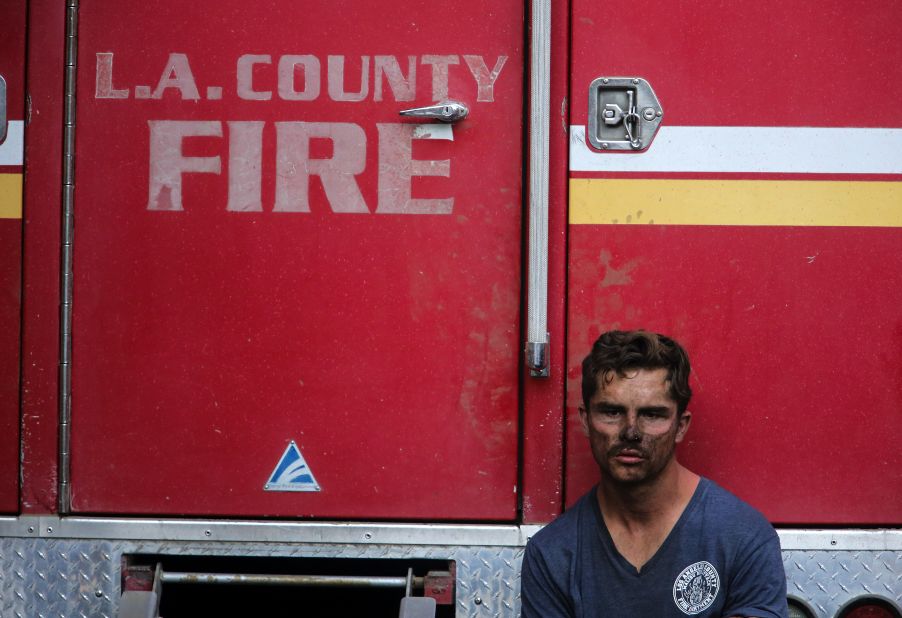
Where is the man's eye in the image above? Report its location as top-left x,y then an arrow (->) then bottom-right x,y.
599,408 -> 621,417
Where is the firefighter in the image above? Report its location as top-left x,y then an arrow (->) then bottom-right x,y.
521,330 -> 788,617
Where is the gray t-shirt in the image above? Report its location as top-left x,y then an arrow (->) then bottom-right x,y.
521,478 -> 788,618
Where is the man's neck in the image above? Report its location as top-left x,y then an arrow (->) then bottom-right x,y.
595,463 -> 700,571
597,462 -> 699,530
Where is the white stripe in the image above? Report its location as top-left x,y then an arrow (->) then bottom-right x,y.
0,121 -> 24,166
570,125 -> 902,174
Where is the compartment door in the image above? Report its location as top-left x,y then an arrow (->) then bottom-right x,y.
566,0 -> 902,523
70,1 -> 525,519
0,0 -> 26,514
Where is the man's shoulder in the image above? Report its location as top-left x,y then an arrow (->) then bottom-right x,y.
699,478 -> 770,520
526,488 -> 596,556
695,477 -> 778,543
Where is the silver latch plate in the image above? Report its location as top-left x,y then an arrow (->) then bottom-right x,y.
587,77 -> 663,152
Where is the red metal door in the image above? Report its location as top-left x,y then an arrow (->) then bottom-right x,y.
0,0 -> 26,514
70,1 -> 524,518
565,0 -> 902,524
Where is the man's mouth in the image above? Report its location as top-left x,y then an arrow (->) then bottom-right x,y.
612,448 -> 645,464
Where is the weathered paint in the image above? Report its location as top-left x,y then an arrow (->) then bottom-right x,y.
20,0 -> 65,514
97,52 -> 508,104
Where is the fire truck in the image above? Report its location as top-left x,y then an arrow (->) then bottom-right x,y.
1,0 -> 900,616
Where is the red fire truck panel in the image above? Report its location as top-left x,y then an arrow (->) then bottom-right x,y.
68,1 -> 526,519
0,0 -> 27,514
565,0 -> 902,524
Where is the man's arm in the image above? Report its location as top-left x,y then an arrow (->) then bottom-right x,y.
520,539 -> 575,618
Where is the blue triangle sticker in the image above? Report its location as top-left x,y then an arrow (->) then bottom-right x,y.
264,441 -> 321,492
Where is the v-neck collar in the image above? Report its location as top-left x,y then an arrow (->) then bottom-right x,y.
591,477 -> 709,578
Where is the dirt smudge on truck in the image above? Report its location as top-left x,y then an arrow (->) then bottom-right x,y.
598,249 -> 638,288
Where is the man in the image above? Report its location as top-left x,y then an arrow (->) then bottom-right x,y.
521,330 -> 787,617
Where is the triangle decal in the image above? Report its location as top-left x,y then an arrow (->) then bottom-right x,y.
264,441 -> 321,492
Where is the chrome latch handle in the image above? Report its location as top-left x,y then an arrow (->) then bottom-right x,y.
399,101 -> 469,122
0,75 -> 7,144
602,92 -> 641,149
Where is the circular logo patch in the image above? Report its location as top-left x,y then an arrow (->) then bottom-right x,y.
672,560 -> 720,615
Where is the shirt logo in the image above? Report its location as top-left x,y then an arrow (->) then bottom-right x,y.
672,560 -> 720,615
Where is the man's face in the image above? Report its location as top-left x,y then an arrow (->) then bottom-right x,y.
579,367 -> 691,485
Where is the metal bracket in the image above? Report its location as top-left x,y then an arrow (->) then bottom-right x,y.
526,337 -> 549,377
587,77 -> 663,151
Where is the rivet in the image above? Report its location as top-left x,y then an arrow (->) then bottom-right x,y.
602,78 -> 609,84
94,590 -> 104,598
632,78 -> 639,84
204,530 -> 212,537
364,532 -> 373,540
46,527 -> 53,534
830,539 -> 837,545
601,143 -> 609,149
643,107 -> 656,121
27,526 -> 34,534
474,596 -> 483,605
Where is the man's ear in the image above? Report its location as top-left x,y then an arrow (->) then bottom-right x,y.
578,406 -> 590,437
675,409 -> 692,443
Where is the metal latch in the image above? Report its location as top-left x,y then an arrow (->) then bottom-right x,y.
399,101 -> 468,122
0,75 -> 7,144
587,77 -> 663,151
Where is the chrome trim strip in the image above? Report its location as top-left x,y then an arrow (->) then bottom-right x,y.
0,518 -> 898,551
525,0 -> 551,376
777,529 -> 902,551
0,517 -> 534,546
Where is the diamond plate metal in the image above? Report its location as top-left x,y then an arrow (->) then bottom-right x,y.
1,534 -> 899,617
0,537 -> 521,618
0,539 -> 117,618
783,550 -> 901,617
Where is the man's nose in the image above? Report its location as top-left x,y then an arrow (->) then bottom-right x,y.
620,412 -> 641,441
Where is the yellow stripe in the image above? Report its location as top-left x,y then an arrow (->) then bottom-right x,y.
0,174 -> 23,219
569,179 -> 902,227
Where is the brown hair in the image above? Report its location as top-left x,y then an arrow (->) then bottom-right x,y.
581,330 -> 692,414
